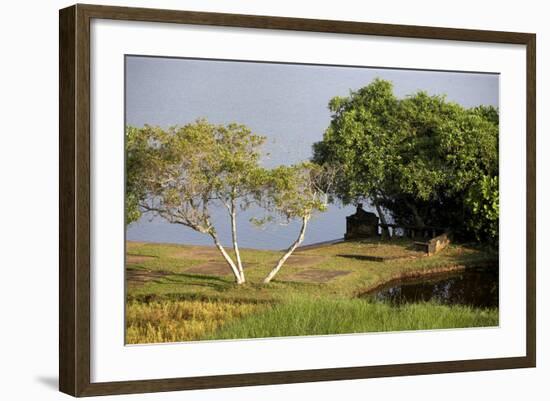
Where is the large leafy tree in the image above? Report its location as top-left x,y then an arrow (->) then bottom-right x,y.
126,119 -> 267,284
313,79 -> 499,244
312,79 -> 401,234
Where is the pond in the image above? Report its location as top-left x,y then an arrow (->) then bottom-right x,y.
362,267 -> 499,308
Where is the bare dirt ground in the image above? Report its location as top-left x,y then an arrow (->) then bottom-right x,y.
184,262 -> 233,275
170,247 -> 223,260
283,254 -> 327,267
126,268 -> 171,287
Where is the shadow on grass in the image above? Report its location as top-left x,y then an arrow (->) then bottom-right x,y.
337,254 -> 394,262
127,253 -> 159,258
151,272 -> 235,292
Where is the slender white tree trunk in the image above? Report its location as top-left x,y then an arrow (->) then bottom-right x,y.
263,216 -> 309,284
230,202 -> 245,283
209,232 -> 244,284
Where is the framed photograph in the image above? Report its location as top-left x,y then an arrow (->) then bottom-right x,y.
59,4 -> 536,397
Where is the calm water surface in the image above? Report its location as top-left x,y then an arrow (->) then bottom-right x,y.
362,267 -> 499,308
126,203 -> 358,250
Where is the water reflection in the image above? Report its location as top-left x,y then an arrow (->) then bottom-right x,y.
363,267 -> 498,308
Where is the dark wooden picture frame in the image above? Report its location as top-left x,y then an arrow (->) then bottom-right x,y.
59,3 -> 536,397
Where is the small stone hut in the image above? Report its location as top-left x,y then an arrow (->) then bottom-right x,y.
345,203 -> 379,239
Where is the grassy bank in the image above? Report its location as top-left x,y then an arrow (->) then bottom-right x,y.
125,239 -> 498,344
207,297 -> 498,340
126,297 -> 498,343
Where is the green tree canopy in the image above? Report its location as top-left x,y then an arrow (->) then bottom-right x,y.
313,78 -> 499,244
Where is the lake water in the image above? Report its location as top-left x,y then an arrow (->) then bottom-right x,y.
362,267 -> 499,308
126,203 -> 359,250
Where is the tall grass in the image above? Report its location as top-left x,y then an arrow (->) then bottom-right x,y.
126,299 -> 263,344
206,296 -> 498,340
126,297 -> 498,343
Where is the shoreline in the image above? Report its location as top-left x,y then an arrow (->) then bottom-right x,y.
357,260 -> 498,298
126,240 -> 498,301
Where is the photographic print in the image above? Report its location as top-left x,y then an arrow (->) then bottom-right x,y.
124,56 -> 499,345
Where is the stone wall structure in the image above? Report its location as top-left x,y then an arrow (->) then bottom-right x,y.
344,204 -> 379,239
414,232 -> 451,255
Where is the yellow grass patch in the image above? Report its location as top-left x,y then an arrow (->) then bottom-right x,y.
126,299 -> 264,344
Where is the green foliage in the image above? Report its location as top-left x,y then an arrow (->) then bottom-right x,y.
313,79 -> 499,243
125,126 -> 153,224
313,79 -> 400,204
125,119 -> 267,233
126,118 -> 332,237
465,175 -> 499,244
256,162 -> 331,224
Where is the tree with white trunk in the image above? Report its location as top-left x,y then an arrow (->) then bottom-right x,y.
258,162 -> 333,284
127,120 -> 333,286
127,119 -> 267,285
